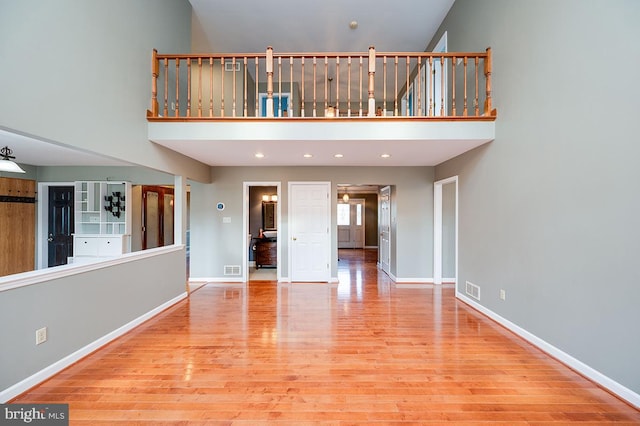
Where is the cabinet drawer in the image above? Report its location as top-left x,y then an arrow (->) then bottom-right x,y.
74,237 -> 99,256
98,237 -> 123,256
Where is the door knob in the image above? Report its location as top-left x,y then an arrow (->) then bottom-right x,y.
292,237 -> 297,241
47,233 -> 54,242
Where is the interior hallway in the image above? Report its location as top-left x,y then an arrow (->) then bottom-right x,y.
11,249 -> 640,423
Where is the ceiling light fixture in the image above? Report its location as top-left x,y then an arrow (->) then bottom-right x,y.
255,153 -> 264,158
334,154 -> 343,158
381,153 -> 391,158
0,146 -> 26,173
303,154 -> 313,158
349,20 -> 358,30
342,192 -> 350,203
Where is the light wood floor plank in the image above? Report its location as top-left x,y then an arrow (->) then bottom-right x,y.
11,249 -> 640,424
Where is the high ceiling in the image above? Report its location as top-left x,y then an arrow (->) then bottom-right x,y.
1,1 -> 455,169
190,0 -> 455,54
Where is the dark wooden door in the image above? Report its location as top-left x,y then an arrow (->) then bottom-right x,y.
142,186 -> 174,250
48,186 -> 74,267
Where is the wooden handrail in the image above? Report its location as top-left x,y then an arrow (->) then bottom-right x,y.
148,47 -> 496,120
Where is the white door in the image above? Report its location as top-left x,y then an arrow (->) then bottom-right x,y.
289,182 -> 330,282
379,186 -> 391,275
337,199 -> 365,249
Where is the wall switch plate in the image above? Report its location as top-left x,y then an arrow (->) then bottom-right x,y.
499,289 -> 506,301
36,327 -> 47,345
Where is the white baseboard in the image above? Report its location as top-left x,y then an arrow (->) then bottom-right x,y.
0,292 -> 188,403
394,277 -> 434,284
456,291 -> 640,409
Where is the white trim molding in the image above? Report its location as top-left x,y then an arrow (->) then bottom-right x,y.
456,291 -> 640,410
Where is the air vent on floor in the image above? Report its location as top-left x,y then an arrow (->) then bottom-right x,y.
465,281 -> 481,300
224,265 -> 241,276
224,62 -> 240,72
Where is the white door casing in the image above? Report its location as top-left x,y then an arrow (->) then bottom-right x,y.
433,176 -> 458,285
289,182 -> 331,282
379,186 -> 391,275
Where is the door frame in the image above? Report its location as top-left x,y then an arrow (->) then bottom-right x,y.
37,181 -> 74,270
433,175 -> 458,285
378,185 -> 392,276
337,198 -> 366,249
288,181 -> 331,282
243,181 -> 281,282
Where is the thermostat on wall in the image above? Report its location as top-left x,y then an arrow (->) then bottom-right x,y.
216,202 -> 225,211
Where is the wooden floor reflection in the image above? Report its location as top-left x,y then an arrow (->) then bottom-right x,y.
12,249 -> 640,424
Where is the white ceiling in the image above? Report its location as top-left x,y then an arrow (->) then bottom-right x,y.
2,1 -> 456,169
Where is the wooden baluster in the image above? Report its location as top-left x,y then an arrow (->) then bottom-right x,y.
278,56 -> 282,117
484,47 -> 493,115
440,55 -> 445,116
335,56 -> 340,116
463,56 -> 468,117
312,56 -> 317,117
451,56 -> 457,116
151,49 -> 159,117
289,56 -> 293,116
220,57 -> 225,117
301,57 -> 305,117
416,56 -> 422,116
383,56 -> 387,116
255,57 -> 259,116
163,57 -> 169,117
186,59 -> 191,117
197,57 -> 202,117
175,58 -> 180,117
428,56 -> 433,117
266,47 -> 274,118
209,58 -> 213,117
359,55 -> 363,116
244,57 -> 248,117
368,46 -> 375,116
474,56 -> 479,116
394,56 -> 398,116
405,56 -> 410,116
324,56 -> 328,114
232,57 -> 237,117
347,56 -> 352,117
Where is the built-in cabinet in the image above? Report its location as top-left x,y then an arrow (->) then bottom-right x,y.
71,181 -> 131,262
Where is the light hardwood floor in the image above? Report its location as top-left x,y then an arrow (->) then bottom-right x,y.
12,249 -> 640,424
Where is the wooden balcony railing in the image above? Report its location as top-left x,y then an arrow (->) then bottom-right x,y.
148,46 -> 496,120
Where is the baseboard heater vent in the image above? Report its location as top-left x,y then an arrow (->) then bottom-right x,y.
224,265 -> 241,276
465,281 -> 481,300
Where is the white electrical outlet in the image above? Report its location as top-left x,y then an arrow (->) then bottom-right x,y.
36,327 -> 47,345
499,289 -> 506,301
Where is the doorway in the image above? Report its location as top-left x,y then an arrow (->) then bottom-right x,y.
434,176 -> 458,285
379,186 -> 391,276
141,186 -> 174,250
47,186 -> 74,267
243,182 -> 281,282
337,198 -> 365,249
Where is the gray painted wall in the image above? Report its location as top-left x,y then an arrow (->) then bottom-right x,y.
0,248 -> 186,393
189,166 -> 434,281
0,0 -> 209,183
433,0 -> 640,394
442,181 -> 456,278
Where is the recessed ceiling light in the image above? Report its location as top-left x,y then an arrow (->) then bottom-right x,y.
349,20 -> 358,30
303,154 -> 313,158
381,154 -> 391,158
255,153 -> 264,158
334,154 -> 344,158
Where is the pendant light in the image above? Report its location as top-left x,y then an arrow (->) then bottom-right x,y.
0,146 -> 26,173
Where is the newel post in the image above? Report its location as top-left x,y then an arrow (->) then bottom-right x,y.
484,47 -> 493,115
266,46 -> 274,117
368,46 -> 376,116
151,49 -> 159,117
